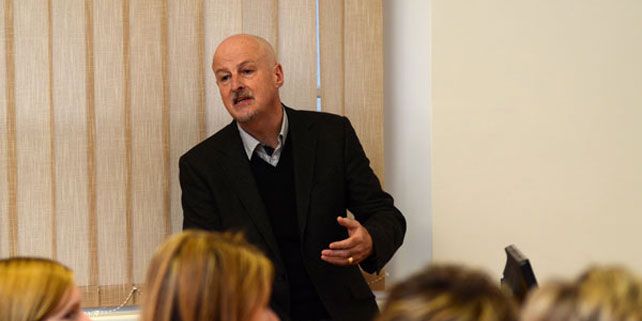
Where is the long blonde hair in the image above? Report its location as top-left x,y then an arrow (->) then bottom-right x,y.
140,230 -> 274,321
0,257 -> 74,321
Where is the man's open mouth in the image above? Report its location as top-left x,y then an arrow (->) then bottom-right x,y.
233,96 -> 253,105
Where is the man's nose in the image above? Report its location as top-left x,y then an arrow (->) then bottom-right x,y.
231,75 -> 244,90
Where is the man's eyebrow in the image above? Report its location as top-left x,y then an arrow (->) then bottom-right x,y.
214,68 -> 228,74
238,60 -> 256,67
214,60 -> 255,74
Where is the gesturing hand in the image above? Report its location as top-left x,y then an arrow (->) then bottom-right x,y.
321,216 -> 373,266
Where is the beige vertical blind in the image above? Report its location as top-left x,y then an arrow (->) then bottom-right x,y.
0,0 -> 9,259
0,0 -> 384,307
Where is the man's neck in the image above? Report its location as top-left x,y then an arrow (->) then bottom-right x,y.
238,104 -> 283,148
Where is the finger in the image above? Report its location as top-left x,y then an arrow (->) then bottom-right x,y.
321,249 -> 351,258
321,254 -> 354,266
329,236 -> 357,250
337,216 -> 360,229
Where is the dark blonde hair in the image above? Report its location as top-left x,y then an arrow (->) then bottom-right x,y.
378,264 -> 518,321
140,230 -> 274,321
0,257 -> 74,321
521,281 -> 581,321
521,265 -> 642,321
576,266 -> 642,321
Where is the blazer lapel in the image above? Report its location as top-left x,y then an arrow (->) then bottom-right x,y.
286,107 -> 317,237
215,124 -> 281,259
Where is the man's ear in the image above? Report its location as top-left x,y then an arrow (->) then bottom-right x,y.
273,64 -> 284,88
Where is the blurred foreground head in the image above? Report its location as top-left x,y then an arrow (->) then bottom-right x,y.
521,265 -> 642,321
378,264 -> 518,321
140,230 -> 279,321
0,257 -> 89,321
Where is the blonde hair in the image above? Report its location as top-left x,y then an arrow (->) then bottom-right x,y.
521,281 -> 581,321
575,266 -> 642,321
378,264 -> 517,321
140,230 -> 274,321
521,266 -> 642,321
0,257 -> 74,321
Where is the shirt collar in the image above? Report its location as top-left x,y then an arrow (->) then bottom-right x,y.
237,108 -> 289,160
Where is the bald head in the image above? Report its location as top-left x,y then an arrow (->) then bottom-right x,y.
213,34 -> 278,70
210,34 -> 284,129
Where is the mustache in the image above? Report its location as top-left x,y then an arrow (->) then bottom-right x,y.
232,89 -> 253,104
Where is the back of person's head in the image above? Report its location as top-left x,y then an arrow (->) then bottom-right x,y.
140,230 -> 277,321
521,265 -> 642,321
0,257 -> 76,321
575,266 -> 642,321
521,281 -> 581,321
378,264 -> 518,321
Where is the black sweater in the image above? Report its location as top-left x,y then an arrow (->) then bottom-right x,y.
250,139 -> 330,321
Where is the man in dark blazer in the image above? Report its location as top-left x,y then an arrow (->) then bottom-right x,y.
179,34 -> 405,321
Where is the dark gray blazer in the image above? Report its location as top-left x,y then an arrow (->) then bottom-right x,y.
179,106 -> 406,321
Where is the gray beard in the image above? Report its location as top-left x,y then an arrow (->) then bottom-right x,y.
233,110 -> 258,123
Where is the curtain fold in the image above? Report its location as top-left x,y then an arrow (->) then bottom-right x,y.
0,0 -> 384,307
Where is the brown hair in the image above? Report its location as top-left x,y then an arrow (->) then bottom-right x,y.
378,264 -> 518,321
0,257 -> 74,321
140,230 -> 274,321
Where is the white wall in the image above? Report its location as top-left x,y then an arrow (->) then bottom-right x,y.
383,0 -> 432,283
384,0 -> 642,285
432,0 -> 642,281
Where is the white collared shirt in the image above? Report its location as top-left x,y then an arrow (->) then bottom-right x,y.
237,109 -> 289,167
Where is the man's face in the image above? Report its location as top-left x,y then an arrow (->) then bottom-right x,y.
212,37 -> 283,123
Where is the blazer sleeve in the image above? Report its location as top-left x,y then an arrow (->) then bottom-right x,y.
341,117 -> 406,274
179,154 -> 222,231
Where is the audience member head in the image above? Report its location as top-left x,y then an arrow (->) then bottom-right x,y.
0,257 -> 90,321
575,266 -> 642,321
521,281 -> 580,321
521,265 -> 642,321
378,264 -> 518,321
140,230 -> 278,321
